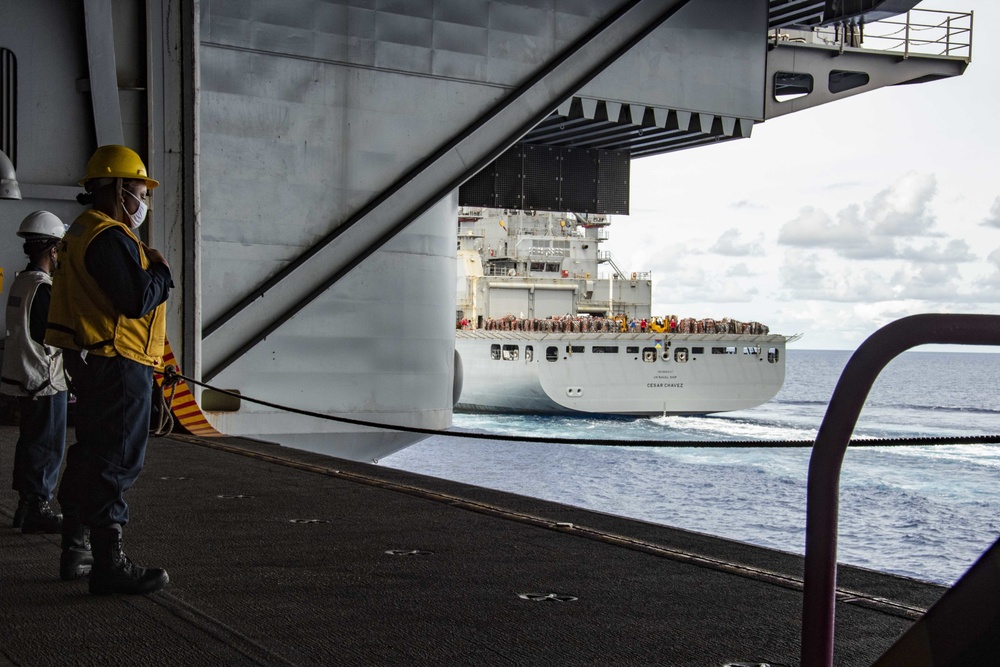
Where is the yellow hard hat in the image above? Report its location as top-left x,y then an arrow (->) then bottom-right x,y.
79,145 -> 159,189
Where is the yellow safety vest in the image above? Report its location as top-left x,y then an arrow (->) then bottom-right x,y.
45,210 -> 166,367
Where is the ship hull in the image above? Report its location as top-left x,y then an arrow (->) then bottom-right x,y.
455,331 -> 787,416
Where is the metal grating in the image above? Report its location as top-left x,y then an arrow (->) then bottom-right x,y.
522,144 -> 560,211
459,143 -> 629,215
1,48 -> 15,167
560,147 -> 597,212
597,150 -> 629,215
460,161 -> 496,207
494,144 -> 523,210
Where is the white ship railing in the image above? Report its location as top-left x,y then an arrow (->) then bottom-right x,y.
773,8 -> 973,61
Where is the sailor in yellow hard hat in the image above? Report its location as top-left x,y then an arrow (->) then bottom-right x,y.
45,145 -> 172,594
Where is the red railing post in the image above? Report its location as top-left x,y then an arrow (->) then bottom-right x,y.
800,314 -> 1000,666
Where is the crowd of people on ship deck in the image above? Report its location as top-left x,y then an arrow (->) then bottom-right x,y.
459,314 -> 769,335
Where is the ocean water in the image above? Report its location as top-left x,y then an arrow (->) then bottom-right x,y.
383,349 -> 1000,585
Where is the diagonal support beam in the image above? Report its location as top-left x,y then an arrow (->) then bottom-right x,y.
202,0 -> 693,382
83,0 -> 124,146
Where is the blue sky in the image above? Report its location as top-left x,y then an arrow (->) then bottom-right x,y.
611,0 -> 997,350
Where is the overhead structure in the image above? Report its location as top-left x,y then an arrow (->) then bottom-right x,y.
0,0 -> 971,461
460,1 -> 970,212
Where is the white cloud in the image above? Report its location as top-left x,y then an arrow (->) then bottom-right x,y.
973,247 -> 1000,298
777,251 -> 979,303
779,251 -> 825,291
866,171 -> 938,236
981,196 -> 1000,229
726,262 -> 755,277
777,205 -> 898,259
897,239 -> 975,263
777,205 -> 866,249
730,199 -> 764,210
672,284 -> 760,304
839,232 -> 898,260
641,242 -> 693,278
777,173 -> 949,261
988,247 -> 1000,267
890,263 -> 964,301
815,268 -> 898,303
973,272 -> 1000,298
709,228 -> 764,257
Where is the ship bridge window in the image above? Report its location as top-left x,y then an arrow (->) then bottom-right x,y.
712,346 -> 737,355
592,346 -> 618,353
491,344 -> 501,360
502,345 -> 519,361
674,348 -> 689,363
566,345 -> 585,354
530,262 -> 545,272
545,263 -> 561,272
642,348 -> 657,362
546,346 -> 558,362
525,345 -> 533,362
768,347 -> 780,363
626,346 -> 639,354
692,347 -> 704,355
743,346 -> 761,355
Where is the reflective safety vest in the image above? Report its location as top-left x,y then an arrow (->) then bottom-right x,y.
45,210 -> 166,367
1,269 -> 67,398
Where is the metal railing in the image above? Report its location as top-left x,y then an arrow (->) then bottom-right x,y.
801,314 -> 1000,667
775,9 -> 973,61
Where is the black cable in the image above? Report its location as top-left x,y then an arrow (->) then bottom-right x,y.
157,366 -> 1000,449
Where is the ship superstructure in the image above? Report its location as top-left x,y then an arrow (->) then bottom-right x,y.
458,208 -> 652,327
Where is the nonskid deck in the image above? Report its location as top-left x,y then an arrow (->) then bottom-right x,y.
0,425 -> 942,665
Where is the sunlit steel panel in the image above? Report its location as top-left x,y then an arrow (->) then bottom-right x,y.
196,0 -> 689,459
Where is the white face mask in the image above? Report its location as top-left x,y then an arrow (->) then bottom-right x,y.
123,189 -> 148,229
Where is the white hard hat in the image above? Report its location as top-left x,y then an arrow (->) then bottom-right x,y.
17,210 -> 66,240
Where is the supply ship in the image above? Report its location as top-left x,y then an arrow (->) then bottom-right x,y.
455,208 -> 794,415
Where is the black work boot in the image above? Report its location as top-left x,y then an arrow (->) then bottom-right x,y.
89,524 -> 169,595
60,516 -> 94,581
13,497 -> 29,529
21,498 -> 63,534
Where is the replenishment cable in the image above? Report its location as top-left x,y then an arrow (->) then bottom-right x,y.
157,365 -> 1000,448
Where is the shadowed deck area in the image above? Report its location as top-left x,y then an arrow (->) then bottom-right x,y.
0,425 -> 945,666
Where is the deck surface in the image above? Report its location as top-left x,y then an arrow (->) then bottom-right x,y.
0,425 -> 946,666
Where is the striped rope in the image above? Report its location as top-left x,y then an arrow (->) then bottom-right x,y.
155,341 -> 223,437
